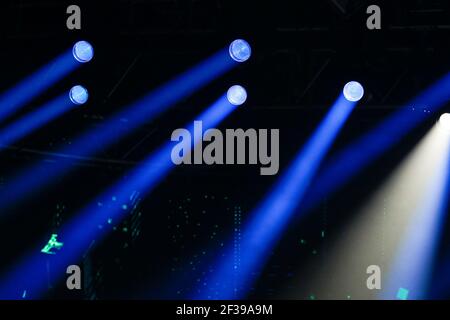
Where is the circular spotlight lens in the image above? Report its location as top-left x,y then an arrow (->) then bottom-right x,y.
343,81 -> 364,102
227,85 -> 247,106
73,41 -> 94,63
229,39 -> 251,63
439,113 -> 450,128
69,85 -> 89,105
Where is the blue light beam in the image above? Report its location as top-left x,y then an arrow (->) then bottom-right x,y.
0,47 -> 240,217
0,47 -> 82,125
428,239 -> 450,299
0,95 -> 238,299
0,94 -> 74,148
381,126 -> 450,300
193,94 -> 358,299
300,72 -> 450,215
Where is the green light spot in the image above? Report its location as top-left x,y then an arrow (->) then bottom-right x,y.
397,288 -> 409,300
41,234 -> 64,255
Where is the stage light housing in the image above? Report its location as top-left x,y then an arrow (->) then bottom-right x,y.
227,85 -> 247,106
343,81 -> 364,102
69,85 -> 89,105
229,39 -> 251,63
73,41 -> 94,63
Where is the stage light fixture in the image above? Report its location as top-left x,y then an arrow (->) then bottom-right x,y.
227,85 -> 247,106
229,39 -> 251,63
343,81 -> 364,102
72,41 -> 94,63
69,85 -> 89,105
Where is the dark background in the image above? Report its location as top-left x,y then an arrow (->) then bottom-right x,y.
0,0 -> 449,299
